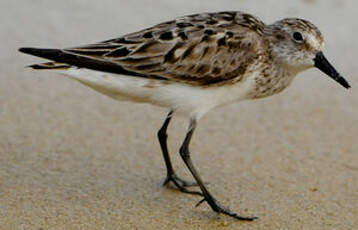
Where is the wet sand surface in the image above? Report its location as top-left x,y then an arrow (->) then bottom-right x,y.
0,0 -> 357,229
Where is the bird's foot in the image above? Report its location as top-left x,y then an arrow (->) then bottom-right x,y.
196,197 -> 258,221
163,173 -> 203,196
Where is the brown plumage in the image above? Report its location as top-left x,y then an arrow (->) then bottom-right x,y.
27,11 -> 268,86
19,11 -> 349,221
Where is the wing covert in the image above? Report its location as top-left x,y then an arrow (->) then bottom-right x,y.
61,11 -> 267,85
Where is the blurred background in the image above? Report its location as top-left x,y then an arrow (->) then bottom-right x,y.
0,0 -> 357,229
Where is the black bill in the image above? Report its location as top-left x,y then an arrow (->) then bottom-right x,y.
313,51 -> 350,89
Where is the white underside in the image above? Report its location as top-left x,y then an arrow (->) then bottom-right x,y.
54,68 -> 257,119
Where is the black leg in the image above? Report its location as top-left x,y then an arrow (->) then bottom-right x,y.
158,111 -> 202,196
179,119 -> 258,221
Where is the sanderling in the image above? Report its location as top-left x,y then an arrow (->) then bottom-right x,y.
19,11 -> 350,220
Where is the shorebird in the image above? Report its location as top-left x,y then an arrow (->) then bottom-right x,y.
19,11 -> 350,220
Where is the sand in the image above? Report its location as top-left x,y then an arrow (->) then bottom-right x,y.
0,0 -> 357,229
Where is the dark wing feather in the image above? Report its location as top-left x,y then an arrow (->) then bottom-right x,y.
20,11 -> 268,86
18,47 -> 166,80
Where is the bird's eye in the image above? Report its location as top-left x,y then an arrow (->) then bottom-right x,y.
292,32 -> 303,42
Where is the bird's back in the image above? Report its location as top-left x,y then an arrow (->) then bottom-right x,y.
20,11 -> 269,87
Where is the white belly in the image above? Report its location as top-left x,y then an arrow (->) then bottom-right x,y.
57,68 -> 256,119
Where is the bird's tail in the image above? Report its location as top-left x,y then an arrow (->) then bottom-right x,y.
19,47 -> 71,70
27,62 -> 71,70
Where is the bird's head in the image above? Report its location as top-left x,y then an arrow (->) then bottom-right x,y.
266,18 -> 350,89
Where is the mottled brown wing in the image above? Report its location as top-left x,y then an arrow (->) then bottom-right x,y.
64,11 -> 268,85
